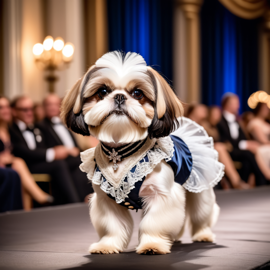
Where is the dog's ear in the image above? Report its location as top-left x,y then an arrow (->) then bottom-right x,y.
61,77 -> 90,136
147,67 -> 183,138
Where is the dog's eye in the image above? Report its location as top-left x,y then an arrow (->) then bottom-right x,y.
131,89 -> 144,100
98,87 -> 109,99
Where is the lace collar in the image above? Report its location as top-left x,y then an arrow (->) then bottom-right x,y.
80,136 -> 175,204
101,138 -> 148,171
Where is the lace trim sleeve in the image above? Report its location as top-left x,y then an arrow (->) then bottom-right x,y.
79,147 -> 96,181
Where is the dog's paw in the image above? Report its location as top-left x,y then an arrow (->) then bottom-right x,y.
89,242 -> 122,254
136,243 -> 171,255
192,227 -> 215,243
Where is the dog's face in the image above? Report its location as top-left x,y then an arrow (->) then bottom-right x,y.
61,51 -> 183,143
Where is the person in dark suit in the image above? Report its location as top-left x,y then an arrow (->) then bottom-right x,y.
9,96 -> 80,205
217,93 -> 266,186
37,94 -> 93,201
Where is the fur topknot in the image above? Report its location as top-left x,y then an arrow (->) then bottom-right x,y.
95,51 -> 147,78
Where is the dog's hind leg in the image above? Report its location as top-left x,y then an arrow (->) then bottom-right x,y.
186,188 -> 219,243
89,184 -> 133,254
136,161 -> 186,255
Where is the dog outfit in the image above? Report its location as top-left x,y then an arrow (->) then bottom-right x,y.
80,117 -> 224,210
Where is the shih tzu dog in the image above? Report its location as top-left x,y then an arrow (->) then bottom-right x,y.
61,51 -> 224,255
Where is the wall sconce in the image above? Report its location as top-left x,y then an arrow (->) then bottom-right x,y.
33,36 -> 74,93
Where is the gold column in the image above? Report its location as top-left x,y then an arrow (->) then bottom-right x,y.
177,0 -> 203,103
84,0 -> 108,68
0,0 -> 4,95
262,10 -> 270,94
21,0 -> 46,101
2,0 -> 23,99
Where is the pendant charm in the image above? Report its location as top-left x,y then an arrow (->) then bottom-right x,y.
112,163 -> 119,171
108,149 -> 122,171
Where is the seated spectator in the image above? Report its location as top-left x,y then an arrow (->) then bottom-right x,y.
248,102 -> 270,143
247,102 -> 270,180
0,96 -> 53,210
0,167 -> 23,213
240,111 -> 254,139
37,94 -> 93,201
208,106 -> 222,142
217,93 -> 267,186
186,104 -> 208,125
187,103 -> 249,189
9,96 -> 80,205
0,138 -> 23,212
33,102 -> 45,123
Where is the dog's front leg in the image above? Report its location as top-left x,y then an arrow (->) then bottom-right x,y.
136,161 -> 186,255
89,184 -> 133,254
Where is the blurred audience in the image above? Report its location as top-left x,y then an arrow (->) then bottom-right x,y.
216,93 -> 267,186
186,104 -> 208,125
9,96 -> 81,205
38,94 -> 93,201
0,96 -> 53,210
248,102 -> 270,144
207,106 -> 222,142
247,102 -> 270,180
33,102 -> 45,123
240,111 -> 254,139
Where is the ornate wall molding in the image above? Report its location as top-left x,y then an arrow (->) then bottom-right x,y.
219,0 -> 267,19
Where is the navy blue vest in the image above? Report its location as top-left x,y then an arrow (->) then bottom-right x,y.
95,136 -> 193,210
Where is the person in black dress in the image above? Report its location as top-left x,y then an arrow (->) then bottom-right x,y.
0,138 -> 23,212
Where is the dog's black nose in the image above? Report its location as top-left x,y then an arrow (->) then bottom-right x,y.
114,94 -> 126,105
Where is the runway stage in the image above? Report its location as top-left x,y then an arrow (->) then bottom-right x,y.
0,187 -> 270,270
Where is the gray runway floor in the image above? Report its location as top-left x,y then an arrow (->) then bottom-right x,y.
0,187 -> 270,270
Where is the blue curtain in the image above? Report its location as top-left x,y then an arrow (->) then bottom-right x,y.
201,0 -> 259,112
107,0 -> 174,82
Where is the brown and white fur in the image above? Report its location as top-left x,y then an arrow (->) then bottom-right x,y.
61,51 -> 219,255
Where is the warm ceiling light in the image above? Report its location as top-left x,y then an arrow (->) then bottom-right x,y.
43,36 -> 54,51
252,91 -> 262,102
33,43 -> 44,56
62,43 -> 74,58
248,90 -> 270,109
247,97 -> 257,109
258,91 -> 269,102
53,37 -> 64,51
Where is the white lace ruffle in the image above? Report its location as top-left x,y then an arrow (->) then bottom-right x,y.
85,137 -> 175,204
171,117 -> 225,193
80,147 -> 96,181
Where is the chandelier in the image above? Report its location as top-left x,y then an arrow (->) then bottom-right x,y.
33,36 -> 74,93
